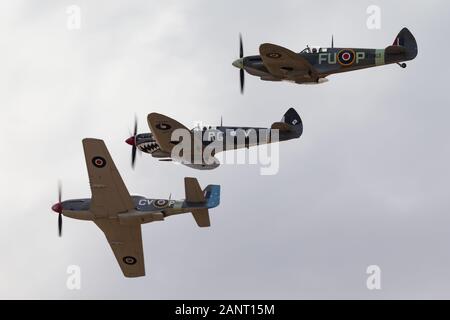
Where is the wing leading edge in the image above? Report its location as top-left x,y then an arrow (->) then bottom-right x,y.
259,43 -> 318,82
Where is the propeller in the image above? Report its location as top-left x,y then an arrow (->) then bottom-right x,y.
125,116 -> 138,168
51,181 -> 63,237
232,33 -> 245,94
239,33 -> 245,94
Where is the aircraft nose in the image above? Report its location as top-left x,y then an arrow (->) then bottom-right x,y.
52,203 -> 62,214
125,136 -> 135,146
232,58 -> 244,69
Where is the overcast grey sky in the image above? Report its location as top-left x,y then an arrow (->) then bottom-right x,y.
0,0 -> 449,299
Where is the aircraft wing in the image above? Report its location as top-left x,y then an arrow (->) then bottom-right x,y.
147,113 -> 203,162
82,138 -> 135,218
82,139 -> 145,277
94,219 -> 145,277
259,43 -> 317,81
147,113 -> 191,153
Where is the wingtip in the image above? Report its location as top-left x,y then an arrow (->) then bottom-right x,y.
259,42 -> 274,50
184,177 -> 198,184
82,138 -> 104,144
147,112 -> 175,122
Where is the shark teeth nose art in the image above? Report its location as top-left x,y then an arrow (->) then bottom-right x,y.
138,142 -> 160,154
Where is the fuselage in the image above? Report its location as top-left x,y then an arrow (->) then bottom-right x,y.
242,46 -> 412,83
135,125 -> 298,158
59,192 -> 220,224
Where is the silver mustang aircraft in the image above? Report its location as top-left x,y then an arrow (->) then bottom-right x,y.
52,138 -> 220,277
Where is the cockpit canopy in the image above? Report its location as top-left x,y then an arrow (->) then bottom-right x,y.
191,125 -> 217,132
300,46 -> 328,54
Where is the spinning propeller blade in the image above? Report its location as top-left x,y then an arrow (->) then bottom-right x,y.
125,116 -> 138,168
51,181 -> 63,237
58,180 -> 62,204
239,33 -> 244,58
239,33 -> 245,94
131,116 -> 137,168
58,211 -> 62,237
58,181 -> 62,237
240,69 -> 244,94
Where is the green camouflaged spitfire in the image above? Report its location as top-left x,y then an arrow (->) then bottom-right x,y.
233,28 -> 418,92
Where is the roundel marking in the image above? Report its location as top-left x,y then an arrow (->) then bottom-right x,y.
123,256 -> 137,265
266,52 -> 281,59
156,123 -> 172,131
92,156 -> 106,168
153,199 -> 169,208
337,49 -> 356,66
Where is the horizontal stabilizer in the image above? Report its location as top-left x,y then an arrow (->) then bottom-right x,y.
385,45 -> 406,55
271,122 -> 293,131
191,208 -> 210,227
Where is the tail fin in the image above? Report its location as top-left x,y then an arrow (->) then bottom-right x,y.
203,184 -> 221,209
184,177 -> 220,228
271,108 -> 303,138
387,27 -> 418,61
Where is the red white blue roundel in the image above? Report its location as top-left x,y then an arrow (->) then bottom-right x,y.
266,52 -> 281,59
92,156 -> 106,168
123,256 -> 137,265
154,199 -> 169,208
156,123 -> 172,131
337,49 -> 356,66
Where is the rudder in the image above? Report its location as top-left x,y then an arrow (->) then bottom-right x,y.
391,27 -> 418,60
271,108 -> 303,138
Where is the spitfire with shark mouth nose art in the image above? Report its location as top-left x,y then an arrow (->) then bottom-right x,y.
125,108 -> 303,170
232,28 -> 418,93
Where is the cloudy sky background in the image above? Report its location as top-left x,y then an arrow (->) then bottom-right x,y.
0,0 -> 449,299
